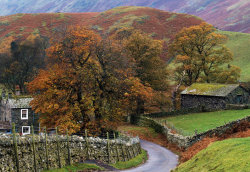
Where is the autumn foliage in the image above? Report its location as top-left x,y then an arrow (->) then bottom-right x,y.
170,22 -> 240,86
28,26 -> 166,134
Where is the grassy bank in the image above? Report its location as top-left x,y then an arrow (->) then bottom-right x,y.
43,163 -> 104,172
43,150 -> 147,172
174,137 -> 250,172
157,109 -> 250,136
110,149 -> 148,170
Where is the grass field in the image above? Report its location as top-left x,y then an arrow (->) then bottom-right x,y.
217,30 -> 250,82
174,137 -> 250,172
111,149 -> 148,169
157,109 -> 250,136
42,163 -> 104,172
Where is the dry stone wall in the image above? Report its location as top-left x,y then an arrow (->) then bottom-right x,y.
138,116 -> 250,149
0,134 -> 141,171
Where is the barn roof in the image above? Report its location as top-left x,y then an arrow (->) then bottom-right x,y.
181,83 -> 240,97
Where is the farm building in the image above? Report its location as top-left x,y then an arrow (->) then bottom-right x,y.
181,83 -> 250,110
0,93 -> 39,135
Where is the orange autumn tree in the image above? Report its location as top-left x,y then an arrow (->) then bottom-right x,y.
169,22 -> 240,86
28,26 -> 154,134
28,26 -> 100,134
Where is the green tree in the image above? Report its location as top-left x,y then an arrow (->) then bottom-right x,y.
169,22 -> 240,86
124,31 -> 170,115
124,31 -> 169,91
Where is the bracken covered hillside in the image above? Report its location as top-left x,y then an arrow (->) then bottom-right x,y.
0,0 -> 249,33
0,6 -> 203,59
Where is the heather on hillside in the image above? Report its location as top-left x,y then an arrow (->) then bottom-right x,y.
1,1 -> 249,33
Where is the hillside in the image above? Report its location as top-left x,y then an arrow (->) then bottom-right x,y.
217,30 -> 250,82
174,137 -> 250,172
0,7 -> 249,81
0,0 -> 249,33
0,6 -> 203,55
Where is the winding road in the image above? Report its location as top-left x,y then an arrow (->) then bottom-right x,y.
121,140 -> 179,172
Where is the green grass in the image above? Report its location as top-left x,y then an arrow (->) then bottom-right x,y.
166,14 -> 177,21
42,21 -> 47,27
157,109 -> 250,136
217,30 -> 250,82
174,137 -> 250,172
105,6 -> 147,15
0,20 -> 10,26
57,13 -> 65,20
42,163 -> 104,172
110,149 -> 148,170
108,14 -> 149,33
32,28 -> 40,35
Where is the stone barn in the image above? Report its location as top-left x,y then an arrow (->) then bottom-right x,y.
181,83 -> 250,110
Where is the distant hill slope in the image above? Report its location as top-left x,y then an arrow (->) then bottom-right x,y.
0,0 -> 249,33
217,30 -> 250,82
0,6 -> 203,55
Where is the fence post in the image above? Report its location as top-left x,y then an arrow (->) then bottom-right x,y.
66,129 -> 71,165
56,127 -> 62,168
131,145 -> 136,158
85,129 -> 89,159
113,133 -> 120,162
12,123 -> 19,172
44,127 -> 49,170
119,133 -> 126,161
139,143 -> 142,154
31,126 -> 37,172
126,146 -> 131,160
106,132 -> 110,164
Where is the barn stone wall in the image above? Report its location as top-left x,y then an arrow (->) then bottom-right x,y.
181,86 -> 250,111
181,94 -> 226,111
227,86 -> 250,104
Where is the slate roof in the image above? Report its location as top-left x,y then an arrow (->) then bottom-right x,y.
4,98 -> 33,108
181,83 -> 240,97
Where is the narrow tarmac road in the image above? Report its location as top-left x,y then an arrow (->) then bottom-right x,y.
121,140 -> 179,172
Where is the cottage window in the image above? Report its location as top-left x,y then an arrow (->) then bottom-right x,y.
22,126 -> 30,135
21,109 -> 28,119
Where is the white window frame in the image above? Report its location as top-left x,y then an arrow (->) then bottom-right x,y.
22,126 -> 30,135
21,109 -> 28,120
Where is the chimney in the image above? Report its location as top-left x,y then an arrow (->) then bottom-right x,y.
15,85 -> 20,96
